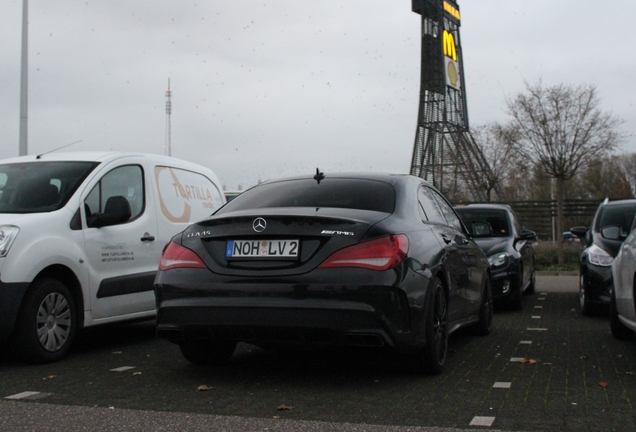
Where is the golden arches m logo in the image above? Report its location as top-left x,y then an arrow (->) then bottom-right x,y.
443,30 -> 457,62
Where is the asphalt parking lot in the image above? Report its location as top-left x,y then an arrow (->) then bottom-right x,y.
1,274 -> 635,432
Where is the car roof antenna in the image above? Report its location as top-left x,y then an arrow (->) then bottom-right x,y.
313,168 -> 325,184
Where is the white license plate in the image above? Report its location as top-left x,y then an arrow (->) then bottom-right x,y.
225,239 -> 299,258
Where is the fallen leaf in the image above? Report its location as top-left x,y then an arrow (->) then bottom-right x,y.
598,382 -> 609,388
276,404 -> 293,411
580,356 -> 588,360
43,375 -> 56,380
197,385 -> 215,391
112,351 -> 122,355
626,372 -> 635,375
273,416 -> 281,419
520,358 -> 538,364
132,372 -> 142,376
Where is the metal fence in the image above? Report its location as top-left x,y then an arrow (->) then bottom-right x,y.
457,200 -> 602,241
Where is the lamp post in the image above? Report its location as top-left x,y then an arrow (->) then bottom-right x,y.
19,0 -> 28,156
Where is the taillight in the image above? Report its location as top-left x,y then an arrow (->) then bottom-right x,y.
319,234 -> 409,271
159,241 -> 207,270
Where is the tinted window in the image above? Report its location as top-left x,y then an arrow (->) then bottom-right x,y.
595,204 -> 636,234
418,186 -> 446,224
219,178 -> 395,214
456,208 -> 510,237
0,161 -> 99,213
429,189 -> 463,232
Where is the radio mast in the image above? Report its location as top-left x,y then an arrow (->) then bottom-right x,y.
164,79 -> 172,156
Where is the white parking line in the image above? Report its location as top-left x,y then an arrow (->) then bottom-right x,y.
510,357 -> 525,362
534,305 -> 543,308
519,340 -> 533,344
527,327 -> 548,331
4,391 -> 51,400
493,382 -> 511,389
470,416 -> 496,426
110,366 -> 136,372
532,316 -> 541,319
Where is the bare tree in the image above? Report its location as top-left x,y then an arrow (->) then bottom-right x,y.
506,80 -> 625,262
616,153 -> 636,197
471,123 -> 521,202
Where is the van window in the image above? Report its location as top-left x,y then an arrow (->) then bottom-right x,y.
0,161 -> 99,213
85,165 -> 145,224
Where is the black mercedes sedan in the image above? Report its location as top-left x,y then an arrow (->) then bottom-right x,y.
154,172 -> 493,374
455,204 -> 537,310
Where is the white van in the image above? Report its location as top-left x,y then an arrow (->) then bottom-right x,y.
0,152 -> 225,363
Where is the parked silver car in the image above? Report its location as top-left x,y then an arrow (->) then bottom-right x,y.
609,215 -> 636,340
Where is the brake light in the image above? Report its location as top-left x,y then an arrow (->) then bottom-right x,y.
159,241 -> 207,270
319,234 -> 409,271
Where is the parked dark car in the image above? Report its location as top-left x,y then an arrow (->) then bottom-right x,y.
154,172 -> 493,374
570,199 -> 636,316
455,204 -> 536,310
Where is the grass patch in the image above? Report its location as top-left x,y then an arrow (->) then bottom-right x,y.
534,241 -> 580,272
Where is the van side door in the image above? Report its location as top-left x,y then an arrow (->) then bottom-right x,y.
81,158 -> 160,321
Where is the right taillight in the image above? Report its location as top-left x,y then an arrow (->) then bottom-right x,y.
319,234 -> 409,271
159,241 -> 207,270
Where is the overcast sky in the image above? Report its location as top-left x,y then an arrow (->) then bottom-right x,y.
1,1 -> 634,190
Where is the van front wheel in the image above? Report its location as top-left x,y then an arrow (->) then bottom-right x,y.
11,278 -> 76,363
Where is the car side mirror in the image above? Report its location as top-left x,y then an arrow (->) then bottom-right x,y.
471,221 -> 491,237
518,229 -> 537,241
569,226 -> 588,238
601,225 -> 622,240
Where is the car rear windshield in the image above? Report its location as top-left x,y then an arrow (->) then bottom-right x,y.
455,208 -> 510,237
218,178 -> 395,214
0,161 -> 99,213
595,204 -> 636,233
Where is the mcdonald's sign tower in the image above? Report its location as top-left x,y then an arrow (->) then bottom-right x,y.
410,0 -> 505,201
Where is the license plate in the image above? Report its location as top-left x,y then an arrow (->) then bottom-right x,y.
225,239 -> 299,259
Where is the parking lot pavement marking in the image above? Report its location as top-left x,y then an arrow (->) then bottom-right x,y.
110,366 -> 136,372
510,357 -> 525,362
531,316 -> 541,319
4,391 -> 51,400
493,382 -> 512,389
470,416 -> 496,427
534,305 -> 543,308
527,327 -> 548,331
519,340 -> 533,344
537,297 -> 546,301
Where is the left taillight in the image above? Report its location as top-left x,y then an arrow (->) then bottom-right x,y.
319,234 -> 409,271
159,241 -> 207,270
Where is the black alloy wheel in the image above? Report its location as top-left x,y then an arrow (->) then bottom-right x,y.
579,273 -> 598,316
417,278 -> 448,375
472,276 -> 493,336
509,269 -> 524,311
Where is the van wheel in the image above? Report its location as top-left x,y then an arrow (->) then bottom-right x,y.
11,278 -> 76,363
180,339 -> 237,365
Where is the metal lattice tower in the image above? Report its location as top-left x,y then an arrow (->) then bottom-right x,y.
164,79 -> 172,156
410,0 -> 505,202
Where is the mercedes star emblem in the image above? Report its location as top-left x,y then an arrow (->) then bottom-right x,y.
252,217 -> 267,232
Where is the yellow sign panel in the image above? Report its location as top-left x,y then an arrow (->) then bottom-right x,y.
443,30 -> 457,62
443,1 -> 461,22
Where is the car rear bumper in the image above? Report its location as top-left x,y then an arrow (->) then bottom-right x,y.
154,267 -> 427,349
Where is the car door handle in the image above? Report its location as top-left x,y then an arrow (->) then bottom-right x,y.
141,233 -> 155,242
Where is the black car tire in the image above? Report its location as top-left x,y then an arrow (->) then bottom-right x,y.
509,272 -> 523,311
10,278 -> 76,364
610,290 -> 635,340
525,271 -> 536,296
414,278 -> 448,375
179,339 -> 237,365
472,275 -> 493,336
579,274 -> 598,317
